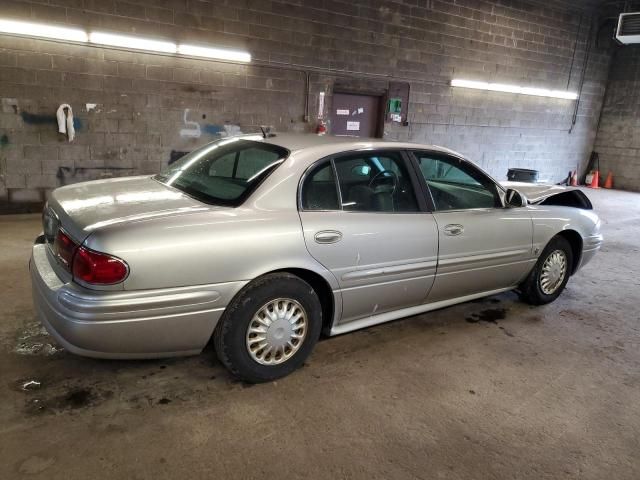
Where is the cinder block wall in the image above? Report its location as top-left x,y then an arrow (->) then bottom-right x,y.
594,45 -> 640,192
0,0 -> 609,210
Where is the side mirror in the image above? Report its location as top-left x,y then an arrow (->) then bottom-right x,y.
505,188 -> 527,208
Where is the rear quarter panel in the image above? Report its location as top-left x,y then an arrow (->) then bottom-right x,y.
82,147 -> 341,293
84,208 -> 337,292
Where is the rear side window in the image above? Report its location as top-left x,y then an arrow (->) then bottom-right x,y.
301,162 -> 340,210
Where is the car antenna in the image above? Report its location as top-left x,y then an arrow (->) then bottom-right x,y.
260,126 -> 276,138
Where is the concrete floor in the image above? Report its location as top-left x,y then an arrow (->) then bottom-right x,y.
1,188 -> 639,480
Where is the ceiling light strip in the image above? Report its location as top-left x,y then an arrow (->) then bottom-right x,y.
0,18 -> 88,42
451,79 -> 578,100
89,31 -> 177,54
178,44 -> 251,62
0,18 -> 251,63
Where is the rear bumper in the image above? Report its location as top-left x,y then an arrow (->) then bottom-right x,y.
577,233 -> 603,271
30,243 -> 245,359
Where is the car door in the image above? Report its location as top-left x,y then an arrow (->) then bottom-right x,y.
410,151 -> 534,303
298,150 -> 439,326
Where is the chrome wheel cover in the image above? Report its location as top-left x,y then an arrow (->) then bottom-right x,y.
246,298 -> 307,366
539,249 -> 567,295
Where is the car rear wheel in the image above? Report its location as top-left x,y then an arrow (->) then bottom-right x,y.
213,273 -> 322,383
519,235 -> 573,305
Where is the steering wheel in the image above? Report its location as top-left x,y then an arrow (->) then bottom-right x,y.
368,169 -> 398,194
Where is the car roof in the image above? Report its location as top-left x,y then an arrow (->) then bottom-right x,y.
246,133 -> 464,158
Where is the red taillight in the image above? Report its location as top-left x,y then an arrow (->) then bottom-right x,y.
72,246 -> 129,285
53,229 -> 128,285
54,230 -> 78,270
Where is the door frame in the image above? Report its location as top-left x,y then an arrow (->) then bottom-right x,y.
405,149 -> 509,211
297,148 -> 431,214
296,147 -> 441,325
297,147 -> 513,215
404,149 -> 534,302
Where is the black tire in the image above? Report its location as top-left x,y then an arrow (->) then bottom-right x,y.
213,273 -> 322,383
519,235 -> 574,305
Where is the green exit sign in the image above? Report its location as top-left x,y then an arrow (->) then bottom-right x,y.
388,98 -> 402,114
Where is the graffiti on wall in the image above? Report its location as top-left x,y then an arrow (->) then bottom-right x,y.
56,166 -> 135,185
180,108 -> 201,138
179,108 -> 241,140
21,111 -> 83,131
2,98 -> 18,114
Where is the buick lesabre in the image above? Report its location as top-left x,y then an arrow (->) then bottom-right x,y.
30,134 -> 602,382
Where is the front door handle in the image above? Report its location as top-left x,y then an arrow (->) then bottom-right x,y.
314,230 -> 343,244
444,224 -> 464,236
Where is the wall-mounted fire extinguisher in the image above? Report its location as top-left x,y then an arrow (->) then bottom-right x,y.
316,120 -> 327,135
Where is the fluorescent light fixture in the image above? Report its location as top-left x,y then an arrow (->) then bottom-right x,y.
89,31 -> 176,53
451,79 -> 578,100
178,44 -> 251,62
0,18 -> 88,42
0,19 -> 252,64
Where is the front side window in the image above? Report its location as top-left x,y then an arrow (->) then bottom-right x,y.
155,139 -> 288,206
414,152 -> 501,211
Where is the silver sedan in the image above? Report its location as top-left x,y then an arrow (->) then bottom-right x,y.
30,134 -> 603,382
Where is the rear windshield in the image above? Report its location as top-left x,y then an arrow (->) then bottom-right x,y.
154,138 -> 289,206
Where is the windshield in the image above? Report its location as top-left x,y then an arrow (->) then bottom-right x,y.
154,138 -> 289,206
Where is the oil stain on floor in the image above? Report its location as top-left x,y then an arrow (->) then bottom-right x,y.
24,386 -> 108,415
465,307 -> 516,337
466,308 -> 508,324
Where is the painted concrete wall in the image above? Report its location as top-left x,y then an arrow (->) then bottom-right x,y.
0,0 -> 610,210
594,45 -> 640,192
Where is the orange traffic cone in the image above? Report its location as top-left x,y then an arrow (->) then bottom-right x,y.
588,170 -> 600,189
603,171 -> 613,189
570,170 -> 577,186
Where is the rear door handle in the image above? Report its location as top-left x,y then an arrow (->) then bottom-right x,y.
314,230 -> 342,244
444,224 -> 464,236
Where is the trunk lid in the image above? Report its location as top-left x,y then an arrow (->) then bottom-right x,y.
46,176 -> 209,242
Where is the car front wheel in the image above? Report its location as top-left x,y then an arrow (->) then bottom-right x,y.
519,235 -> 574,305
213,273 -> 322,383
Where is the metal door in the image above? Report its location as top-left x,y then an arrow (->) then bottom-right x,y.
330,93 -> 381,138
